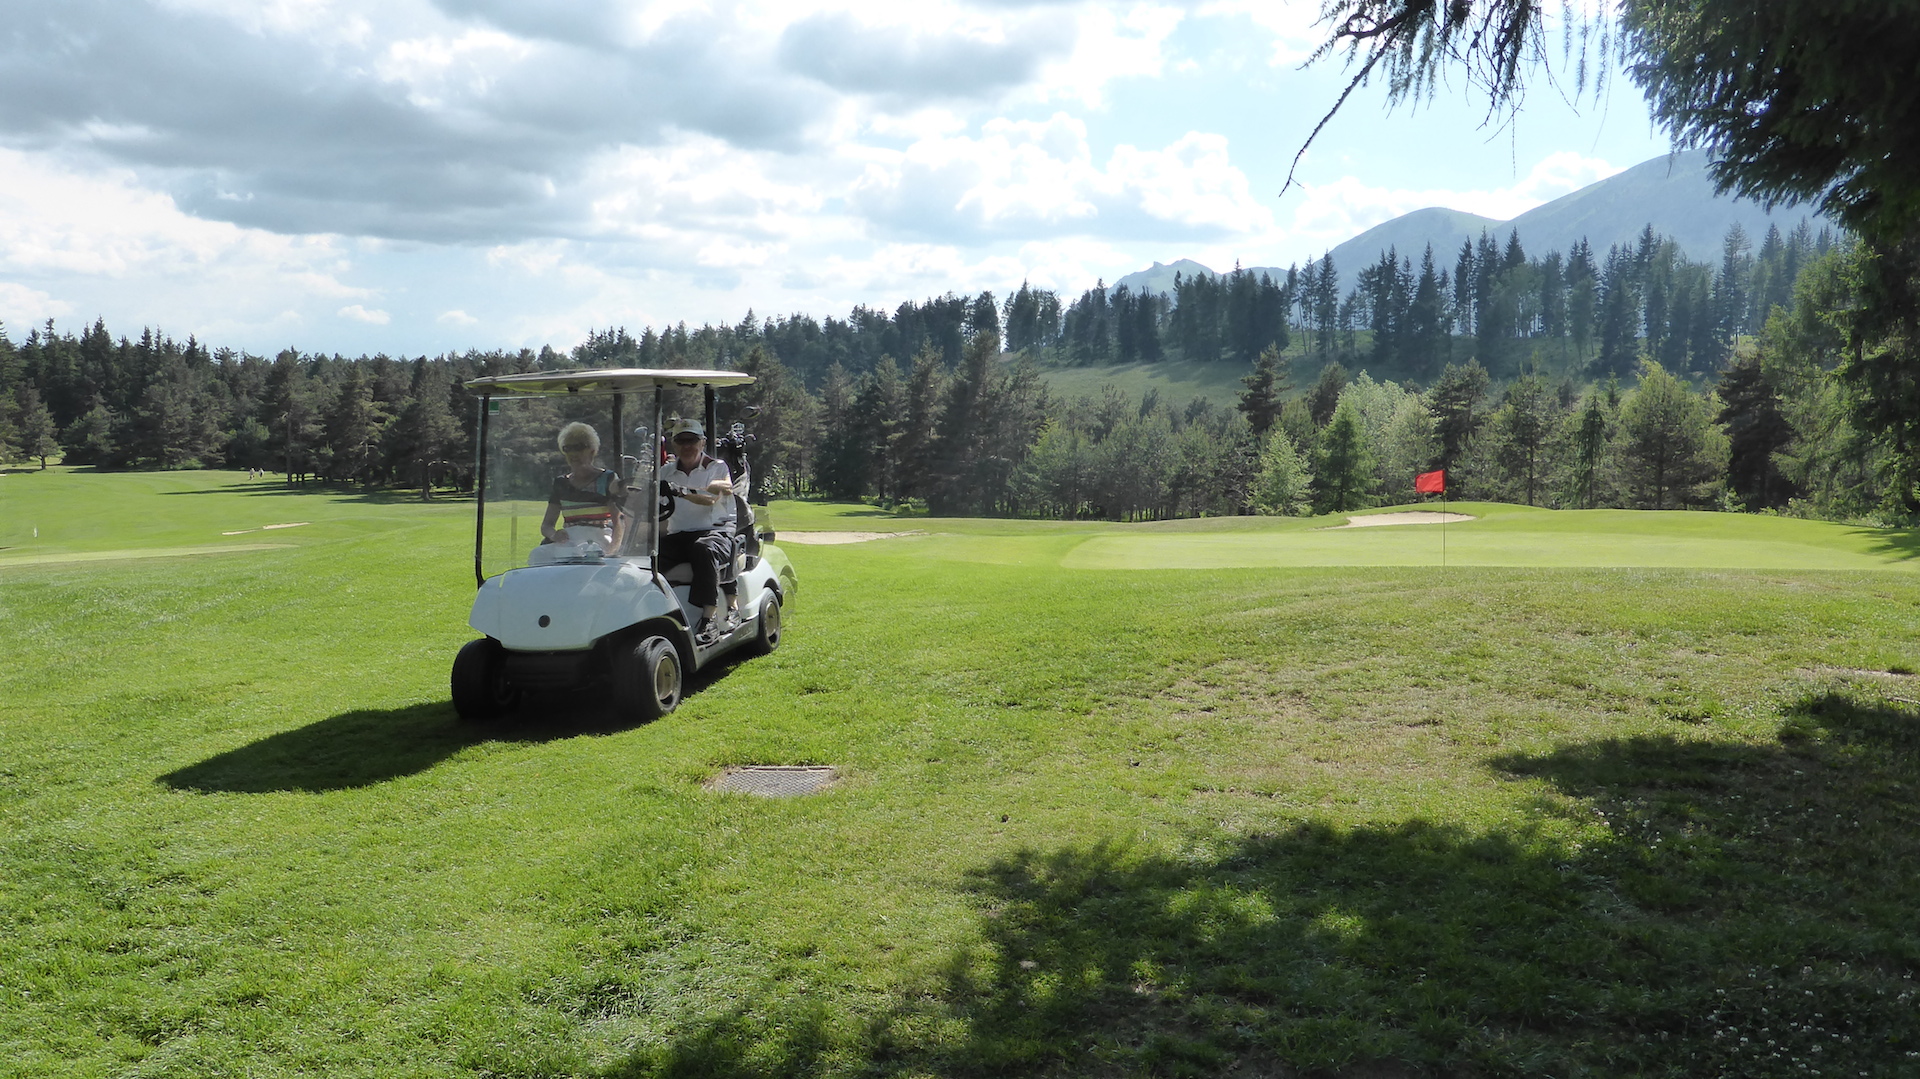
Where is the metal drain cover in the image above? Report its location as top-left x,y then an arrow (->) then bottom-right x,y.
707,765 -> 838,797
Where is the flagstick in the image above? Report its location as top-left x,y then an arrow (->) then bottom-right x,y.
1441,487 -> 1447,569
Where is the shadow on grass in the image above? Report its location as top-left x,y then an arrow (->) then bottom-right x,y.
775,501 -> 902,519
160,669 -> 731,794
158,481 -> 474,505
1850,525 -> 1920,562
160,701 -> 489,792
566,691 -> 1920,1078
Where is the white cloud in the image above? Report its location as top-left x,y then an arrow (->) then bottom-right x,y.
1107,132 -> 1270,233
377,27 -> 537,108
338,304 -> 391,323
1195,0 -> 1323,66
0,148 -> 352,285
1003,237 -> 1138,293
1032,3 -> 1183,107
778,7 -> 1073,101
0,0 -> 1668,355
0,282 -> 74,328
697,240 -> 783,269
851,115 -> 1271,242
584,135 -> 828,247
0,146 -> 374,342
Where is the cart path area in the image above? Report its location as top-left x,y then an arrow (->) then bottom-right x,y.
779,530 -> 925,544
1330,512 -> 1475,528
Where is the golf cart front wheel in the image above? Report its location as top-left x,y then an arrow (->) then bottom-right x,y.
452,637 -> 519,721
750,593 -> 782,655
613,634 -> 682,721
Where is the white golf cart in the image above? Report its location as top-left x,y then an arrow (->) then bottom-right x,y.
451,368 -> 795,722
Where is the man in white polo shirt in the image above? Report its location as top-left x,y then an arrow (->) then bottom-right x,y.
659,421 -> 736,642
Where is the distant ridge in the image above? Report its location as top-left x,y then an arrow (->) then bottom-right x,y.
1114,150 -> 1828,297
1106,259 -> 1219,299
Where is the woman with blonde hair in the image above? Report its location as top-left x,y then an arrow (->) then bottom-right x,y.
536,421 -> 627,556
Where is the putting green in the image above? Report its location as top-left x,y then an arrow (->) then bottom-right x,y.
1057,503 -> 1920,571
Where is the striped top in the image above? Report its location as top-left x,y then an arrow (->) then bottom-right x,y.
548,469 -> 625,528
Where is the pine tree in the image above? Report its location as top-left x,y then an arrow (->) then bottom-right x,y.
323,364 -> 381,483
388,361 -> 465,501
265,349 -> 322,483
1538,250 -> 1567,349
809,362 -> 864,499
1359,247 -> 1404,371
1406,244 -> 1447,377
927,333 -> 1046,515
130,352 -> 220,469
1562,386 -> 1616,509
1305,361 -> 1348,427
1427,360 -> 1489,471
61,397 -> 121,467
966,291 -> 1000,343
733,344 -> 814,500
1618,361 -> 1727,509
1489,374 -> 1555,505
1312,397 -> 1378,514
1311,254 -> 1341,360
1716,352 -> 1796,509
849,355 -> 907,502
1566,239 -> 1599,362
1714,223 -> 1753,357
1235,345 -> 1289,440
894,346 -> 947,503
0,391 -> 17,465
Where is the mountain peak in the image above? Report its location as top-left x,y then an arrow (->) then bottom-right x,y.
1112,150 -> 1826,298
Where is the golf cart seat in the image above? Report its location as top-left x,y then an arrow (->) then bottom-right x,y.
656,535 -> 752,585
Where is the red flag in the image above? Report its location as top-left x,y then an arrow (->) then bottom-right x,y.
1415,469 -> 1445,494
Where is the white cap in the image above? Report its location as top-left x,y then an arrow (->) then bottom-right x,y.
669,420 -> 705,439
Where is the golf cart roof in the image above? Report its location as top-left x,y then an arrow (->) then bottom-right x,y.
466,368 -> 755,397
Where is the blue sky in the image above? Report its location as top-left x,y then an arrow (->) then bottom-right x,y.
0,0 -> 1668,357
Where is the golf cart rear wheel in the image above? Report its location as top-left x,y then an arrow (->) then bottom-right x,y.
750,593 -> 782,655
613,634 -> 682,721
452,637 -> 519,721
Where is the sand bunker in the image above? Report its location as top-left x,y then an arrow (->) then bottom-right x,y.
222,522 -> 310,535
1333,511 -> 1475,528
779,530 -> 923,544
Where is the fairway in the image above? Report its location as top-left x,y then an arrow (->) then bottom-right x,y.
4,472 -> 1918,1078
1060,503 -> 1920,571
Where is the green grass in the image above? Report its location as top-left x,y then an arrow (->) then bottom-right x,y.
1017,355 -> 1270,408
1067,502 -> 1920,571
777,498 -> 1920,571
0,466 -> 471,564
3,474 -> 1919,1076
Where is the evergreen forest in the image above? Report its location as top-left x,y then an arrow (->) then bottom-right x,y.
0,219 -> 1894,525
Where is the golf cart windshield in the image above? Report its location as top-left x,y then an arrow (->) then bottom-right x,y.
466,369 -> 754,584
473,395 -> 634,579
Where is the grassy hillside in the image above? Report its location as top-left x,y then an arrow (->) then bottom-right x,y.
1018,354 -> 1271,409
3,475 -> 1917,1076
1018,335 -> 1594,406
